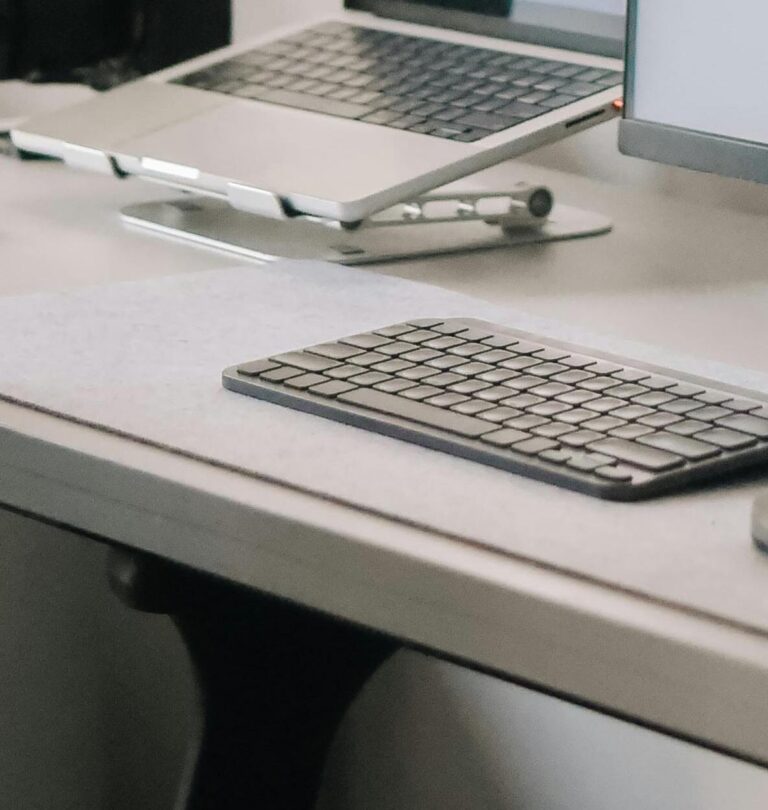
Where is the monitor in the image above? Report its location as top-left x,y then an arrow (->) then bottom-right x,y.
619,0 -> 768,185
346,0 -> 626,57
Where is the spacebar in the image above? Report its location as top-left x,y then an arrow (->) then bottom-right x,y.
338,388 -> 496,438
259,89 -> 371,119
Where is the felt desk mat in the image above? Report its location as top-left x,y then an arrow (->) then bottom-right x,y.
2,261 -> 767,632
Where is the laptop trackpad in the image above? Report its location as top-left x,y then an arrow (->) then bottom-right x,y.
118,97 -> 462,207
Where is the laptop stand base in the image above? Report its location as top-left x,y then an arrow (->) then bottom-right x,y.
121,195 -> 612,265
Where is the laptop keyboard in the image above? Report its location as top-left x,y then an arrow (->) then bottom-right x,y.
175,22 -> 622,143
222,318 -> 768,500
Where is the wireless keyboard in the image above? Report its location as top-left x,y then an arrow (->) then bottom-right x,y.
222,318 -> 768,500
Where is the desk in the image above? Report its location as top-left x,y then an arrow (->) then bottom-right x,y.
2,51 -> 768,810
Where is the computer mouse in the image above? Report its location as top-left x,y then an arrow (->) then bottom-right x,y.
752,490 -> 768,554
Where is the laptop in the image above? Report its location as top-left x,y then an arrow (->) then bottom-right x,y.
11,1 -> 625,223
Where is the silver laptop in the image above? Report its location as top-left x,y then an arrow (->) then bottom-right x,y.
11,0 -> 624,223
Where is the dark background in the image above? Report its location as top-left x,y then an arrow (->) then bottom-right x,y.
0,0 -> 230,85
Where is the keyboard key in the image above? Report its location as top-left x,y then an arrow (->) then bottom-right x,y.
371,359 -> 414,374
610,384 -> 649,399
580,376 -> 621,392
638,432 -> 721,461
309,342 -> 363,360
450,380 -> 492,394
666,419 -> 710,436
341,333 -> 393,349
328,364 -> 367,379
401,348 -> 441,363
659,398 -> 704,415
477,386 -> 516,402
378,341 -> 416,356
479,407 -> 523,423
513,437 -> 560,456
557,390 -> 600,405
690,405 -> 732,422
506,415 -> 550,430
423,372 -> 467,387
633,391 -> 675,407
454,111 -> 517,132
454,362 -> 494,376
375,323 -> 415,337
338,388 -> 497,437
555,408 -> 595,424
285,372 -> 330,389
310,380 -> 358,397
351,351 -> 389,366
637,412 -> 682,428
481,428 -> 531,447
258,88 -> 372,117
426,355 -> 466,370
595,465 -> 634,482
588,438 -> 684,471
567,452 -> 614,472
401,385 -> 442,400
583,397 -> 626,414
493,376 -> 544,395
539,449 -> 573,464
582,416 -> 626,432
349,371 -> 392,386
474,350 -> 516,364
501,394 -> 545,409
425,393 -> 469,408
609,423 -> 655,440
716,414 -> 768,438
272,351 -> 340,371
534,423 -> 577,439
694,390 -> 732,405
399,365 -> 438,380
448,342 -> 489,357
453,400 -> 497,415
560,430 -> 604,448
375,378 -> 416,393
501,356 -> 543,371
693,428 -> 757,450
529,401 -> 572,416
723,398 -> 764,413
478,369 -> 519,384
237,359 -> 279,376
261,366 -> 304,382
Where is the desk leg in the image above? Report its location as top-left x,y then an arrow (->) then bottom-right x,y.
107,547 -> 398,810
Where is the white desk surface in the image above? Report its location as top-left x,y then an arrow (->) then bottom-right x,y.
2,144 -> 768,766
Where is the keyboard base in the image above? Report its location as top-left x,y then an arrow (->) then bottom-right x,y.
121,197 -> 611,265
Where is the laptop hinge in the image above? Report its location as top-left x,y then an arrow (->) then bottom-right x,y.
61,142 -> 120,176
226,183 -> 291,220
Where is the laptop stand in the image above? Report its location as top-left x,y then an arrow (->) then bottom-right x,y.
120,180 -> 611,265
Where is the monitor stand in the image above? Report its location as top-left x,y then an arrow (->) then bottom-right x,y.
121,182 -> 612,265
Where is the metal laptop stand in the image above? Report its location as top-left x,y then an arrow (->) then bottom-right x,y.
121,180 -> 612,265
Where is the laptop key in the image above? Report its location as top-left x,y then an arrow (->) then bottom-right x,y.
454,112 -> 517,132
257,88 -> 372,118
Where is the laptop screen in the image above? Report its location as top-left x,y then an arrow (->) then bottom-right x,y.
347,0 -> 626,57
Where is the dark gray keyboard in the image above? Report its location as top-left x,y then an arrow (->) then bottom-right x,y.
175,22 -> 622,143
222,318 -> 768,500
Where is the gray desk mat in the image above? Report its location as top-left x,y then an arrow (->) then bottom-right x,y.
2,261 -> 767,633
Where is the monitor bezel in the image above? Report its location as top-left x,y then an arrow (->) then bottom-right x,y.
346,0 -> 625,58
619,0 -> 768,185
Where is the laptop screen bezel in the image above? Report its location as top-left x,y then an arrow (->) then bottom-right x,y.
345,0 -> 625,58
